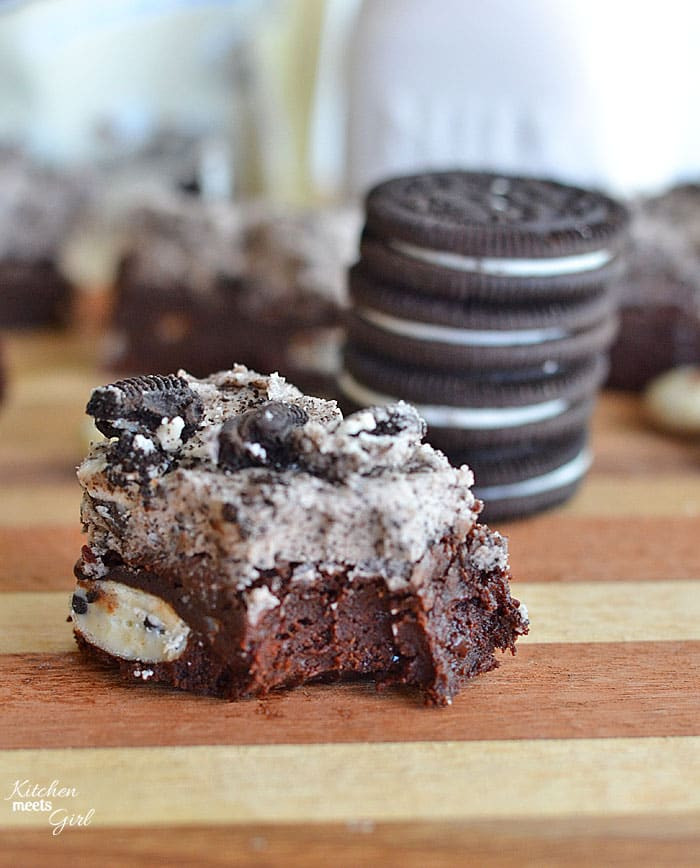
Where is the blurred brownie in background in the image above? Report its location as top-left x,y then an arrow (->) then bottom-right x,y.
608,185 -> 700,391
106,195 -> 359,394
0,149 -> 83,328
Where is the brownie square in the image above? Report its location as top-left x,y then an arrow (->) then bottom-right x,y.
71,366 -> 527,705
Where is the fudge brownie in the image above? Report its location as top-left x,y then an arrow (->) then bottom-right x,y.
107,197 -> 359,394
71,366 -> 528,705
0,149 -> 82,328
608,185 -> 700,390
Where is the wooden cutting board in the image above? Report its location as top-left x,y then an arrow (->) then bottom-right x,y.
1,330 -> 699,866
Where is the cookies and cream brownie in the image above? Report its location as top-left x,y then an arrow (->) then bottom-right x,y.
0,149 -> 83,328
107,197 -> 359,394
71,366 -> 528,705
608,185 -> 700,391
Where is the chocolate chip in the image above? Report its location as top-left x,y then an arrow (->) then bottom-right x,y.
218,401 -> 308,470
367,403 -> 426,439
144,616 -> 165,634
86,374 -> 203,441
221,502 -> 239,522
71,594 -> 89,615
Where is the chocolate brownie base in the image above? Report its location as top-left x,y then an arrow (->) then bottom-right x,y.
608,302 -> 700,391
72,524 -> 524,706
606,185 -> 700,390
109,270 -> 340,395
0,260 -> 73,328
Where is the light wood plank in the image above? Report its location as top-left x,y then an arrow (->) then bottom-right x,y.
1,642 -> 697,748
1,473 -> 697,528
2,581 -> 698,655
0,486 -> 81,528
1,737 -> 699,829
561,475 -> 700,517
518,580 -> 700,643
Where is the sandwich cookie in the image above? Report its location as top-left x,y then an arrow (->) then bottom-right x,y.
348,264 -> 618,370
361,172 -> 628,299
341,170 -> 628,518
460,432 -> 591,521
340,344 -> 607,448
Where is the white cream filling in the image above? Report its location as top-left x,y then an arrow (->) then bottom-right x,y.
339,372 -> 568,430
389,239 -> 614,277
357,306 -> 567,347
71,580 -> 191,663
474,449 -> 591,501
155,416 -> 185,452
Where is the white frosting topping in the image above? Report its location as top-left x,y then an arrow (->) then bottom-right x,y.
78,367 -> 478,590
474,449 -> 591,501
71,580 -> 191,663
244,586 -> 281,626
357,306 -> 567,347
338,372 -> 568,429
389,239 -> 614,277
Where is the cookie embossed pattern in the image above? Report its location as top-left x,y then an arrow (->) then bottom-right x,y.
341,170 -> 630,519
71,366 -> 528,705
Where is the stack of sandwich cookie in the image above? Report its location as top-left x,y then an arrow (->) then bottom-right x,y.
340,171 -> 629,520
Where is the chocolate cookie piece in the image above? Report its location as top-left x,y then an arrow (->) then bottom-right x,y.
87,374 -> 204,441
72,365 -> 528,705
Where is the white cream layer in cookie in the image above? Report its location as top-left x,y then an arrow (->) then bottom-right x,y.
357,306 -> 568,347
474,449 -> 591,502
338,371 -> 568,429
72,580 -> 190,664
389,239 -> 614,277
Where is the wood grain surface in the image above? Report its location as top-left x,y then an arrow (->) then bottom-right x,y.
0,329 -> 699,866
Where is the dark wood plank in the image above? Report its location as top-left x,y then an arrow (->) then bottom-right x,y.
1,641 -> 697,749
501,515 -> 700,583
0,528 -> 83,590
1,816 -> 699,868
